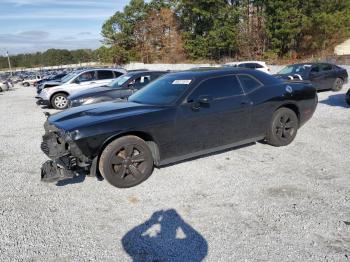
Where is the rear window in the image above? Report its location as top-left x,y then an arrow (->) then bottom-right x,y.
237,74 -> 262,93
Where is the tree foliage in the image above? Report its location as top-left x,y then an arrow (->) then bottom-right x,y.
2,0 -> 350,69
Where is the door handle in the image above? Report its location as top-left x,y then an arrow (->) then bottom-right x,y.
241,100 -> 252,106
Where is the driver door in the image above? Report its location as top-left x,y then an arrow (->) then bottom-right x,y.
70,71 -> 97,94
174,75 -> 251,157
309,65 -> 327,90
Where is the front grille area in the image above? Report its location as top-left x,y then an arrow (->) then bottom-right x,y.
41,131 -> 69,159
41,140 -> 50,156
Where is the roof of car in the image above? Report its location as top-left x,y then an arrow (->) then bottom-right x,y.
288,62 -> 334,66
169,67 -> 251,77
164,67 -> 279,85
125,70 -> 168,77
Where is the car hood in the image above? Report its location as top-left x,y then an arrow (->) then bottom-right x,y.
43,80 -> 62,88
69,86 -> 114,100
49,101 -> 165,132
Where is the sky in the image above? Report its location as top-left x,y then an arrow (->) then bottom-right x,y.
0,0 -> 130,55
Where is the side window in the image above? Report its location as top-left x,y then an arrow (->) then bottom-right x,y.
237,75 -> 262,93
240,63 -> 255,69
77,71 -> 96,82
320,64 -> 332,71
189,75 -> 243,101
114,71 -> 124,78
132,75 -> 151,88
311,66 -> 320,73
97,70 -> 114,80
253,63 -> 264,69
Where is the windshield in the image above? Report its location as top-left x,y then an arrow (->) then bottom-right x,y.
60,72 -> 79,83
108,75 -> 131,88
128,75 -> 192,106
278,65 -> 310,76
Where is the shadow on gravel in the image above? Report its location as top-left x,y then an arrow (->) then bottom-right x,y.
319,94 -> 349,108
122,209 -> 208,262
56,173 -> 86,186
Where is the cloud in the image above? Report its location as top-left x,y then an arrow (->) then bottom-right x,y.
0,11 -> 115,20
0,31 -> 101,54
18,30 -> 50,39
2,0 -> 123,7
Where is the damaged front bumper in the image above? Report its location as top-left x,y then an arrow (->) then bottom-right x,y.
40,121 -> 94,183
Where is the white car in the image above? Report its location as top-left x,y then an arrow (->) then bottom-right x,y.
22,75 -> 42,86
36,68 -> 126,109
0,81 -> 9,92
224,61 -> 271,74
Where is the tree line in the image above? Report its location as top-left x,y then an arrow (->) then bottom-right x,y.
102,0 -> 350,63
1,0 -> 350,69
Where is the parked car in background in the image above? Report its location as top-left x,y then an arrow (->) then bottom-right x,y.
36,73 -> 67,87
68,71 -> 167,108
22,75 -> 42,87
276,63 -> 348,91
224,61 -> 270,74
346,89 -> 350,105
0,79 -> 13,91
40,68 -> 317,188
36,68 -> 127,109
0,80 -> 9,92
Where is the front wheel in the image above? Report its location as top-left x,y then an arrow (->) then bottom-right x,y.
99,136 -> 154,188
346,91 -> 350,106
266,108 -> 299,147
332,78 -> 344,92
51,93 -> 68,110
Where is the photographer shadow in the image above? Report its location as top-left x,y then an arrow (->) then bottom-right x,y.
122,209 -> 208,262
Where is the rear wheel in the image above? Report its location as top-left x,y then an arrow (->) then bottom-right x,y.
99,136 -> 154,188
266,108 -> 299,147
332,78 -> 344,92
51,93 -> 68,110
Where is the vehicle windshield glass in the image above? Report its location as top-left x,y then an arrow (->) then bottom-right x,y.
129,75 -> 192,105
278,65 -> 310,75
60,72 -> 78,83
108,75 -> 131,88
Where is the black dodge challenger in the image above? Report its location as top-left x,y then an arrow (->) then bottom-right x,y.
276,63 -> 348,91
41,68 -> 318,188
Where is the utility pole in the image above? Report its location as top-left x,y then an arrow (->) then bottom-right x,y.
6,51 -> 13,76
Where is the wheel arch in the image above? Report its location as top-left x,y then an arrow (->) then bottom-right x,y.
97,131 -> 161,167
50,91 -> 70,103
277,103 -> 300,124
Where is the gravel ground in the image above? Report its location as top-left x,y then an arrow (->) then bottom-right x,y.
0,83 -> 349,262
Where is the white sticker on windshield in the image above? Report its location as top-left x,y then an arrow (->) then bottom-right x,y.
172,80 -> 192,85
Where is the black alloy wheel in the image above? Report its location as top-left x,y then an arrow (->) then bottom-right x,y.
266,108 -> 299,147
99,136 -> 154,188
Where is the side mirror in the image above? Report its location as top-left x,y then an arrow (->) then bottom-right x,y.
191,95 -> 213,110
74,79 -> 81,84
198,95 -> 213,104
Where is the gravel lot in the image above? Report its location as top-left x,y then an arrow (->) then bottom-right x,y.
0,83 -> 349,262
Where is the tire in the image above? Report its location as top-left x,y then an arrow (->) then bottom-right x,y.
346,91 -> 350,106
99,136 -> 154,188
332,78 -> 344,92
51,93 -> 69,110
266,108 -> 299,147
23,82 -> 30,87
